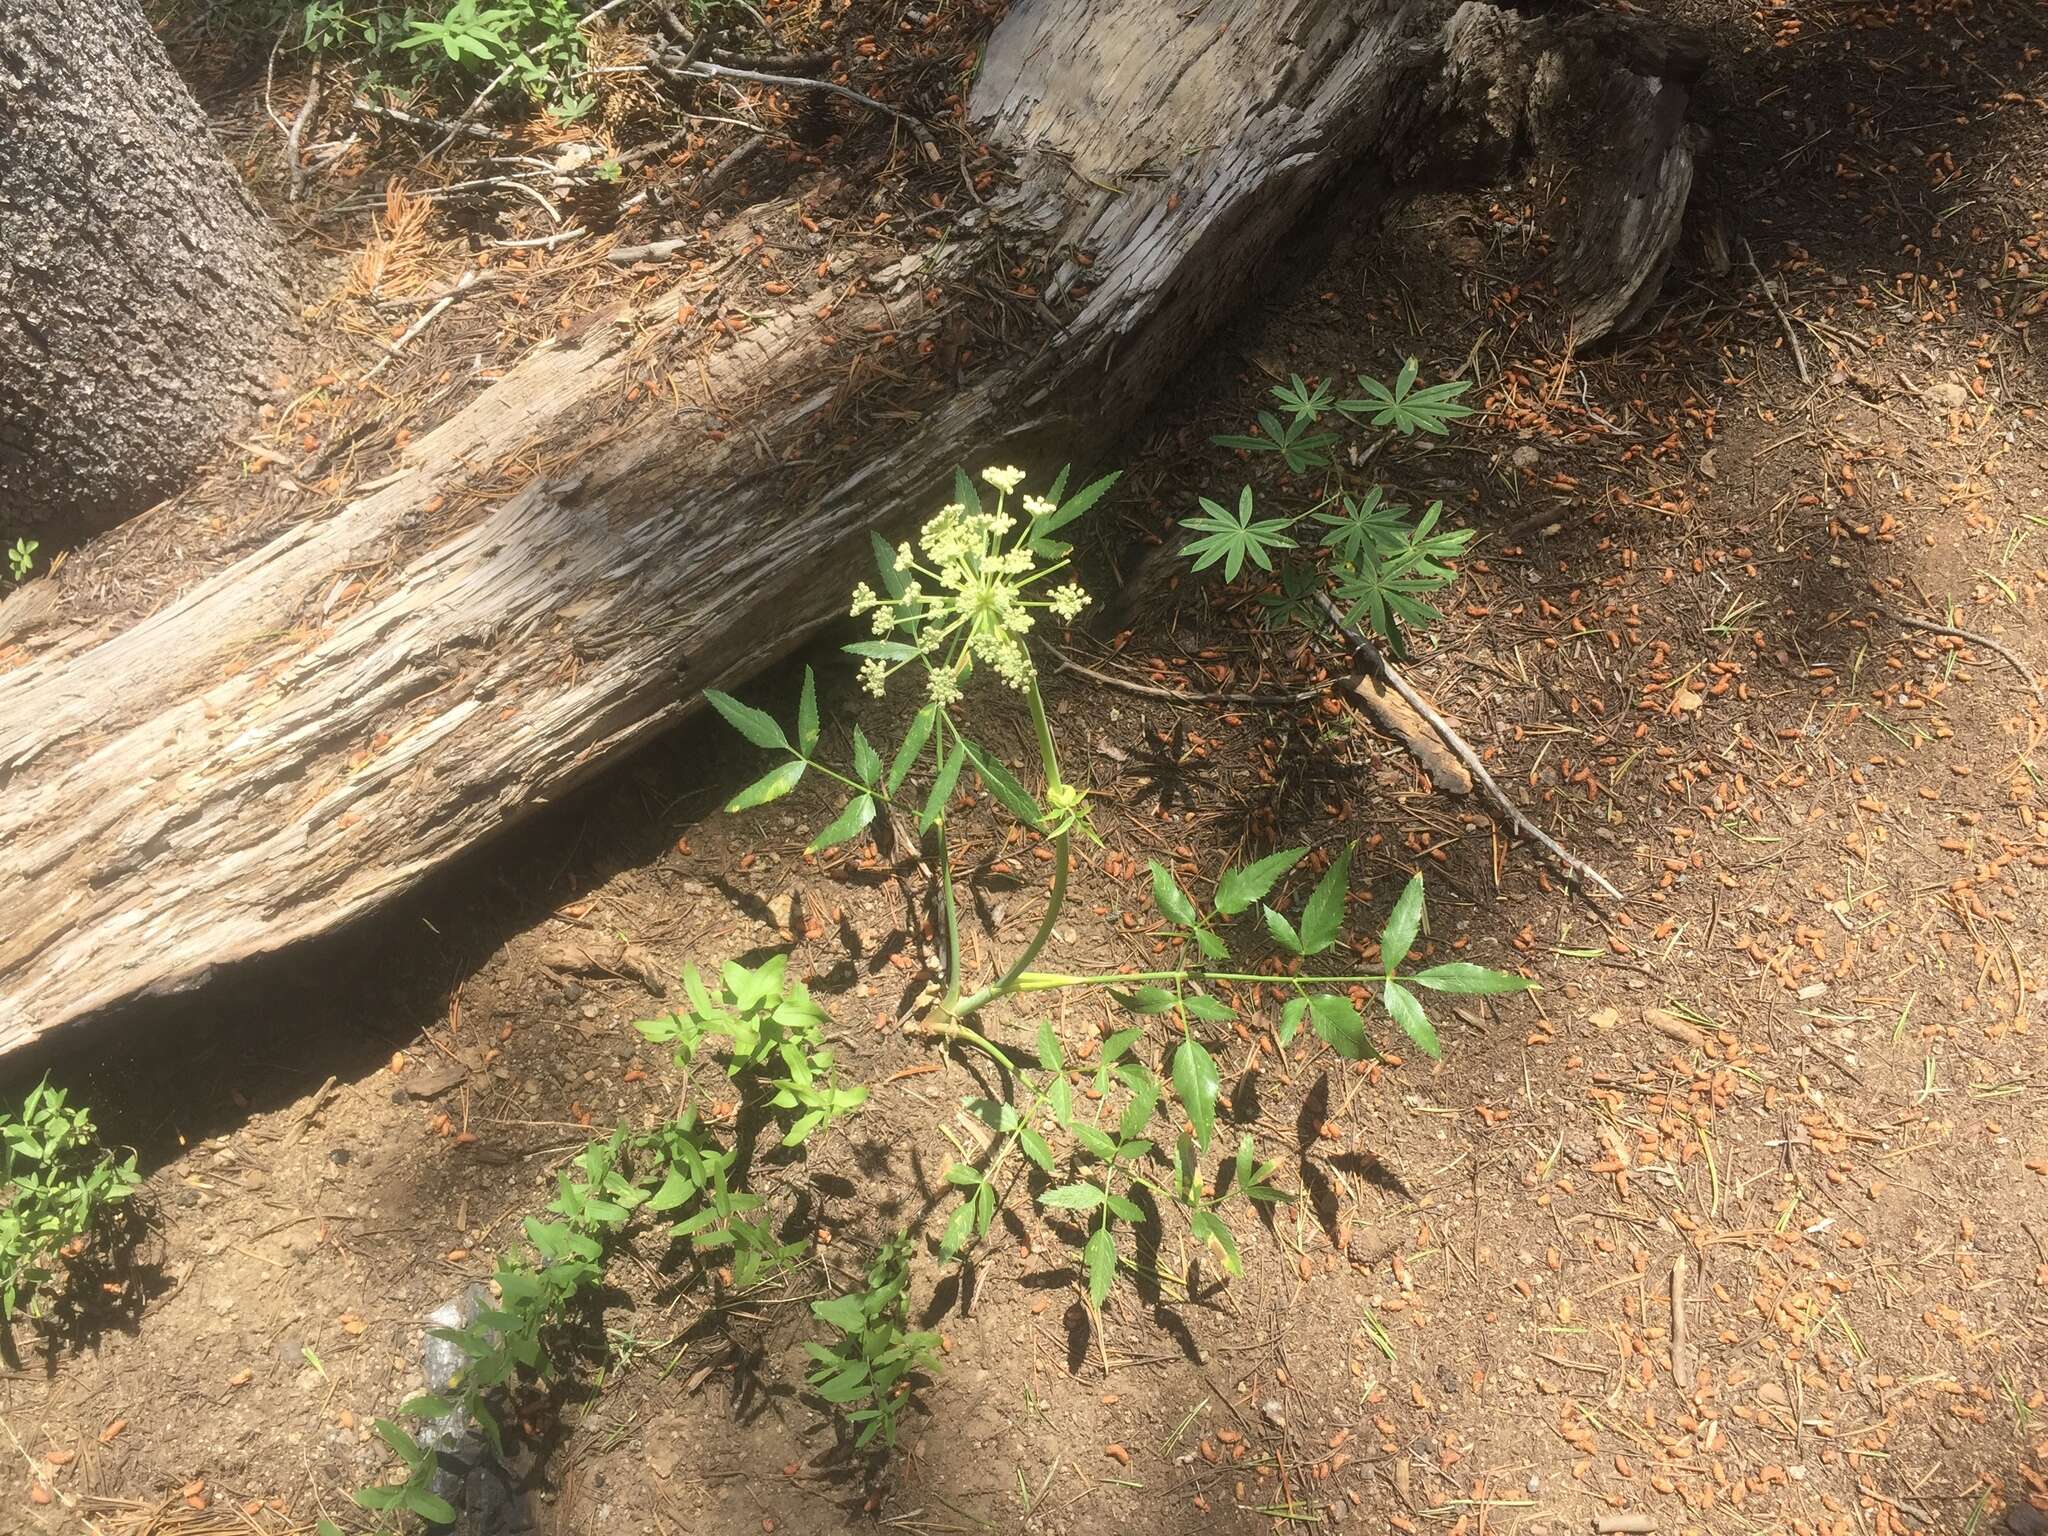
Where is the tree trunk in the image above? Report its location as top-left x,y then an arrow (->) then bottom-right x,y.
0,0 -> 1703,1051
0,0 -> 290,536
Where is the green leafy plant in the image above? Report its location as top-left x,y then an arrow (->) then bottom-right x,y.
705,472 -> 1528,1311
805,1234 -> 941,1451
634,953 -> 868,1148
417,1216 -> 604,1453
641,1110 -> 803,1288
352,1420 -> 458,1527
1196,359 -> 1477,655
1339,358 -> 1476,437
292,0 -> 591,108
0,1078 -> 139,1320
6,537 -> 36,583
935,1022 -> 1061,1265
1179,486 -> 1298,583
707,461 -> 1529,1090
395,1125 -> 653,1463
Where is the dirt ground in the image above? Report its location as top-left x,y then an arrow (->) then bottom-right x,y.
6,0 -> 2048,1532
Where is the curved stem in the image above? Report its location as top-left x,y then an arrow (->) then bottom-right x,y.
953,829 -> 1069,1017
1014,968 -> 1390,991
948,676 -> 1074,1019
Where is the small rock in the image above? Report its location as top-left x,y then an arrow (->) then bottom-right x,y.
1511,444 -> 1541,470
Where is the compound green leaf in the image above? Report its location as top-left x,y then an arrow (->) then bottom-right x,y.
1172,1038 -> 1221,1153
1380,873 -> 1425,972
1040,1183 -> 1106,1212
797,667 -> 819,754
725,758 -> 805,813
1083,1227 -> 1116,1308
1307,992 -> 1370,1060
703,689 -> 788,752
1383,980 -> 1440,1058
1215,846 -> 1307,916
919,739 -> 967,833
807,793 -> 876,854
1299,842 -> 1354,956
1410,962 -> 1533,995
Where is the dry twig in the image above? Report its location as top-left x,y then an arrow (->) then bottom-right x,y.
1878,605 -> 2045,710
1314,592 -> 1624,903
663,54 -> 939,162
361,269 -> 476,382
285,61 -> 321,203
1052,650 -> 1325,708
1742,237 -> 1810,385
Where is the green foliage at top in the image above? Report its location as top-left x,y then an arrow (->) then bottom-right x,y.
804,1234 -> 941,1451
1,1078 -> 139,1321
6,538 -> 36,583
1192,360 -> 1477,656
295,0 -> 596,111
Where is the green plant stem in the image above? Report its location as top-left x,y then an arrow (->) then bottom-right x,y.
951,679 -> 1070,1019
937,821 -> 965,1013
907,1016 -> 1016,1072
1026,679 -> 1066,794
952,832 -> 1068,1018
1013,967 -> 1392,992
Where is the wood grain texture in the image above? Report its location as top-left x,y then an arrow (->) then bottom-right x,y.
0,0 -> 1703,1049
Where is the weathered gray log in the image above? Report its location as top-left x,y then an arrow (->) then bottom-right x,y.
0,0 -> 1703,1050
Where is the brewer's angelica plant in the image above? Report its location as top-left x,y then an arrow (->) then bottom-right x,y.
701,464 -> 1533,1193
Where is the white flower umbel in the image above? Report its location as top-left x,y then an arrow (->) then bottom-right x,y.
850,469 -> 1089,704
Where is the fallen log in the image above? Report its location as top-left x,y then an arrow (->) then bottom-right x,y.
0,0 -> 1704,1049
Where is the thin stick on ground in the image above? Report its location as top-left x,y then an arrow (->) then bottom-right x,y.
361,269 -> 476,383
1052,650 -> 1326,708
1670,1253 -> 1690,1387
1742,236 -> 1811,385
285,61 -> 322,203
419,59 -> 520,165
1313,592 -> 1625,903
354,97 -> 510,142
666,55 -> 940,162
1877,605 -> 2045,711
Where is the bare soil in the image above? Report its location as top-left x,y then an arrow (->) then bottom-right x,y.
5,0 -> 2048,1533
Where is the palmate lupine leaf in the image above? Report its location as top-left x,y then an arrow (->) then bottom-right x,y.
1313,486 -> 1411,567
1330,501 -> 1475,648
1213,410 -> 1339,474
1337,357 -> 1475,436
1271,373 -> 1335,424
1179,486 -> 1296,583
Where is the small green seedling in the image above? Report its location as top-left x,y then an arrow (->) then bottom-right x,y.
1,1078 -> 139,1320
806,1235 -> 941,1450
642,1111 -> 803,1288
6,537 -> 36,582
636,954 -> 867,1147
352,1419 -> 456,1526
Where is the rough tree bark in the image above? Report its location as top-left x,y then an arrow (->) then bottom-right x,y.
0,0 -> 291,535
0,0 -> 1704,1051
